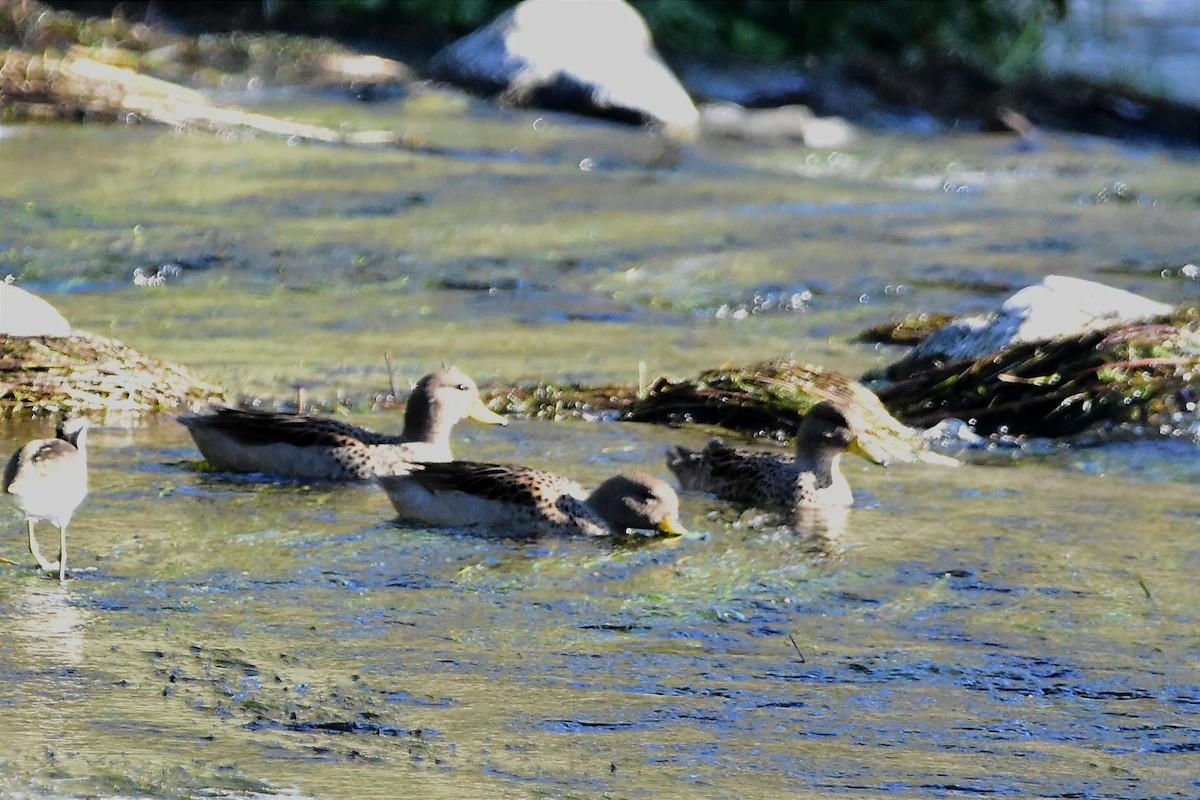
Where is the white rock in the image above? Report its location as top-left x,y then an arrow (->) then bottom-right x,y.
907,275 -> 1172,364
0,282 -> 73,337
429,0 -> 699,137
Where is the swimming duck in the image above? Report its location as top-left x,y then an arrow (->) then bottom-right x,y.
377,460 -> 687,538
4,415 -> 89,581
666,401 -> 882,512
178,366 -> 507,480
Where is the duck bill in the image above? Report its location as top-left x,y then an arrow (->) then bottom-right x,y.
656,513 -> 688,536
468,400 -> 508,426
848,437 -> 888,466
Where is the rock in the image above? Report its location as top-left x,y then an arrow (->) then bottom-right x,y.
428,0 -> 699,138
898,275 -> 1173,368
678,62 -> 812,108
699,102 -> 855,148
0,281 -> 72,336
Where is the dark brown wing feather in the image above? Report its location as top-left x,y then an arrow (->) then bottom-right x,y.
693,440 -> 797,508
4,439 -> 79,492
2,447 -> 20,492
183,407 -> 390,448
27,439 -> 77,464
407,461 -> 555,505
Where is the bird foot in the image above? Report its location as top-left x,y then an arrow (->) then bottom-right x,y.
28,539 -> 65,580
34,557 -> 63,574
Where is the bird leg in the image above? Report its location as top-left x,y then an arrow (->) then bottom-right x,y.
58,523 -> 68,582
26,519 -> 60,575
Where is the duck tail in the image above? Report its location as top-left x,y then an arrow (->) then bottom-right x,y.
665,444 -> 709,491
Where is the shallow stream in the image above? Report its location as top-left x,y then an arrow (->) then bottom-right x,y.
1,87 -> 1198,798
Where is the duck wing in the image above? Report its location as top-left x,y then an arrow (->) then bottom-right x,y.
180,406 -> 389,448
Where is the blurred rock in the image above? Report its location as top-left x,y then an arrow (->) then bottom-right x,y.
428,0 -> 699,138
700,102 -> 855,148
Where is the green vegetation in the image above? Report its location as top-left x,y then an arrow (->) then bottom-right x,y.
635,0 -> 1065,77
289,0 -> 1065,75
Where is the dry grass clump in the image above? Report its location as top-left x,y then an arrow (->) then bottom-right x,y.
1,330 -> 221,418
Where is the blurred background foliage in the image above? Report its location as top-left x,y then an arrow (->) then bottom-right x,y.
26,0 -> 1198,145
43,0 -> 1068,78
637,0 -> 1065,79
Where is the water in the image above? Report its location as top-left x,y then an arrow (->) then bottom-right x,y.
1,89 -> 1198,798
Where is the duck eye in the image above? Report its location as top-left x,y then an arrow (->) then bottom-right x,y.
456,383 -> 470,392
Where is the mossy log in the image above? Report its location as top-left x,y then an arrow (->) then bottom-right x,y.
626,360 -> 946,464
857,312 -> 957,346
872,309 -> 1200,436
1,0 -> 404,143
482,381 -> 631,421
1,331 -> 221,418
1,0 -> 407,89
0,47 -> 398,143
483,359 -> 951,466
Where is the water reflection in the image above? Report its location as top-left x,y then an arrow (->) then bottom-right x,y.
794,503 -> 850,544
10,582 -> 93,668
1,582 -> 96,796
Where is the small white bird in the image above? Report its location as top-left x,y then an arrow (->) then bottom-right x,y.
4,416 -> 89,581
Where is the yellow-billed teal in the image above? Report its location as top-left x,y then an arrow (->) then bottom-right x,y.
666,401 -> 883,512
178,366 -> 506,480
377,460 -> 687,538
4,415 -> 89,581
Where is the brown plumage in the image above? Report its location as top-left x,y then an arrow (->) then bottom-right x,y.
666,401 -> 882,513
4,415 -> 89,581
178,366 -> 506,480
377,460 -> 687,538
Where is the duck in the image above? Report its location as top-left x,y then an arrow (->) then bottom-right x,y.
4,415 -> 89,581
377,460 -> 687,538
178,366 -> 507,480
666,401 -> 883,513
